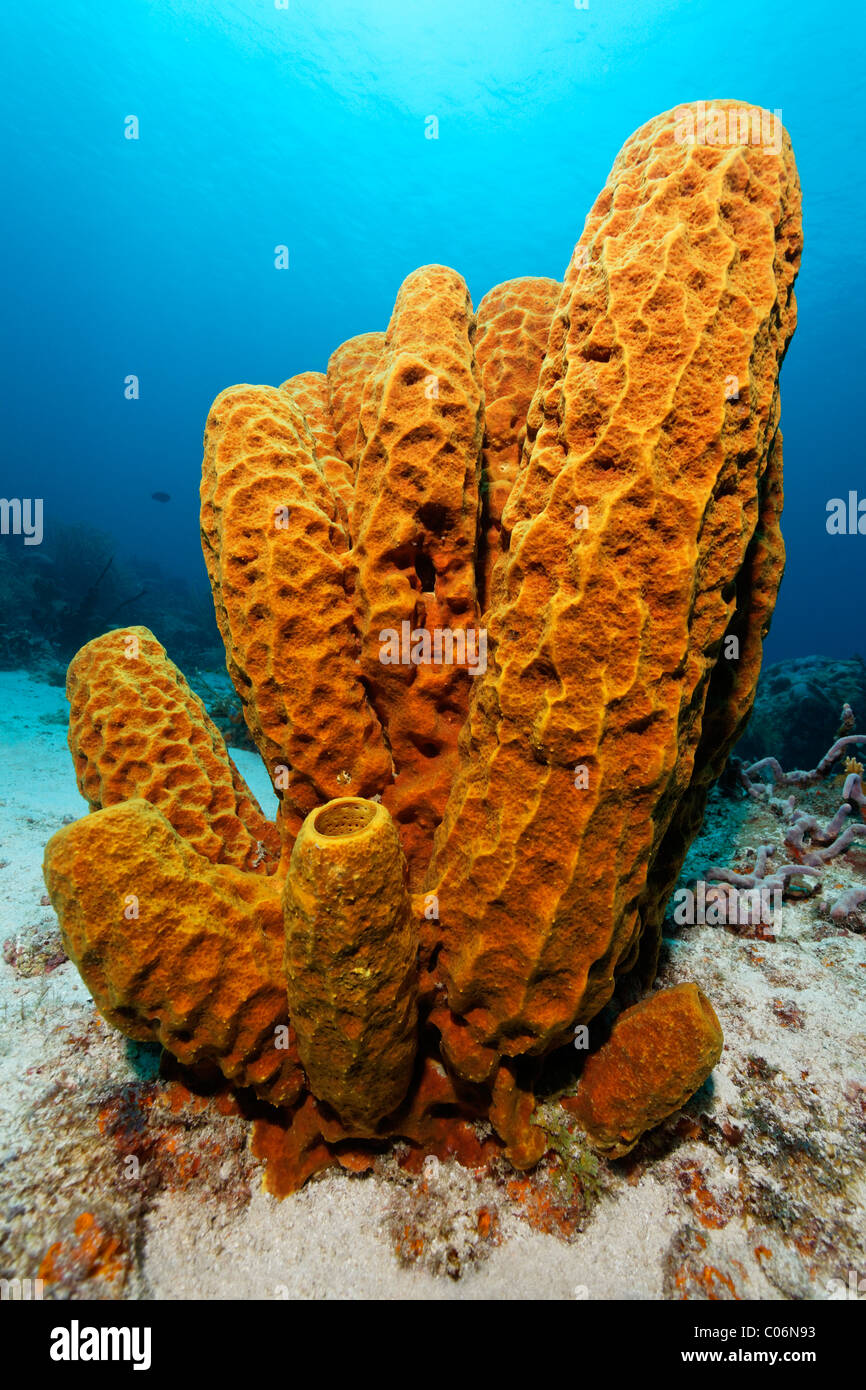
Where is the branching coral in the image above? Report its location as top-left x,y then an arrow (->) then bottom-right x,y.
705,844 -> 823,897
43,101 -> 804,1191
710,729 -> 866,922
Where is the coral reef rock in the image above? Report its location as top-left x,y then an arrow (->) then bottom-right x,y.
735,655 -> 866,771
43,101 -> 803,1194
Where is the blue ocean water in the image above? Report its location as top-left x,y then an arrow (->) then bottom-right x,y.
2,0 -> 864,661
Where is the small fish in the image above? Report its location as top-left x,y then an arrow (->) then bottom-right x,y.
151,491 -> 171,503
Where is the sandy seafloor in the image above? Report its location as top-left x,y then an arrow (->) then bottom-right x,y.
1,669 -> 864,1301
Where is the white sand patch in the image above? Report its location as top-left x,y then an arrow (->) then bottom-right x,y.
143,1163 -> 678,1301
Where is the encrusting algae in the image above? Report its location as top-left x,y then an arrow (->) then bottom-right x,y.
43,101 -> 803,1194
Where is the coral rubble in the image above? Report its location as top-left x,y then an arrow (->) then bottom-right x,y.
43,101 -> 804,1192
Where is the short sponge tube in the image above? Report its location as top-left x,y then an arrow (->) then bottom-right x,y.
282,796 -> 419,1132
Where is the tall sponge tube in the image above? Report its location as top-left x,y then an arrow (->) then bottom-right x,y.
282,797 -> 419,1132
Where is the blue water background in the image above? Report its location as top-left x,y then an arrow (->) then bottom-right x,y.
2,0 -> 864,661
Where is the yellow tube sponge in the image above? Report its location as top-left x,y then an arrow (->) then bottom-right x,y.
43,799 -> 305,1106
201,383 -> 392,837
427,101 -> 802,1077
283,797 -> 419,1132
67,625 -> 279,872
351,266 -> 484,881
